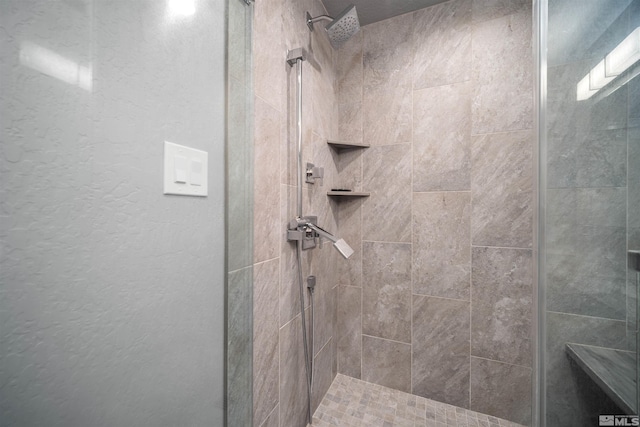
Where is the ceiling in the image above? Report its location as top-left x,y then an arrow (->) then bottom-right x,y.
321,0 -> 449,27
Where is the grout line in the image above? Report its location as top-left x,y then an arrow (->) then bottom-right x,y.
469,354 -> 534,370
362,334 -> 412,346
546,310 -> 627,323
410,43 -> 415,396
359,36 -> 364,383
413,79 -> 472,92
259,403 -> 279,427
227,265 -> 255,276
470,127 -> 534,138
252,256 -> 280,268
362,239 -> 412,245
411,292 -> 471,303
469,119 -> 474,408
276,245 -> 281,427
412,190 -> 472,194
471,244 -> 534,251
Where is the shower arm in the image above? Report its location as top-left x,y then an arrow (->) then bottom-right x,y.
306,12 -> 332,31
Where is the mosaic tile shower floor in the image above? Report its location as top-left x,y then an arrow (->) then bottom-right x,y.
311,374 -> 525,427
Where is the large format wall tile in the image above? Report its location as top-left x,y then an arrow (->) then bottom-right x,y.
628,128 -> 640,347
471,130 -> 533,248
363,82 -> 413,146
312,285 -> 337,360
279,314 -> 308,427
546,61 -> 627,142
311,66 -> 339,141
470,357 -> 532,425
412,295 -> 471,408
279,184 -> 311,327
337,285 -> 362,378
471,247 -> 532,367
413,82 -> 471,191
254,97 -> 281,263
413,0 -> 471,90
546,187 -> 627,320
336,31 -> 363,105
546,228 -> 627,320
253,2 -> 342,427
311,338 -> 334,414
546,60 -> 628,189
363,13 -> 413,87
253,259 -> 280,426
228,268 -> 253,427
228,76 -> 253,273
413,192 -> 471,300
471,7 -> 533,134
362,335 -> 411,393
546,312 -> 628,426
362,144 -> 412,243
548,129 -> 627,189
363,13 -> 413,145
259,405 -> 279,427
362,242 -> 411,343
471,0 -> 530,23
337,197 -> 362,288
253,0 -> 284,112
338,102 -> 363,146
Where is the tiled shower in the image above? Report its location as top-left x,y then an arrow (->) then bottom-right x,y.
250,0 -> 534,426
2,0 -> 638,426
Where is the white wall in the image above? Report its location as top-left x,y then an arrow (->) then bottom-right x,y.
0,1 -> 225,425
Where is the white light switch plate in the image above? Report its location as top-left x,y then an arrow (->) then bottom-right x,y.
164,141 -> 208,196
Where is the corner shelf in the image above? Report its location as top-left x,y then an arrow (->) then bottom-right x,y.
327,191 -> 370,198
327,140 -> 369,200
327,140 -> 370,152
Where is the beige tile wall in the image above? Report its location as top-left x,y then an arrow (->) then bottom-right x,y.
252,0 -> 534,425
335,0 -> 534,425
251,0 -> 342,426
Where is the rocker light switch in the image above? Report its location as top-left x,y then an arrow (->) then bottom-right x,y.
164,141 -> 208,196
190,159 -> 203,186
174,156 -> 188,183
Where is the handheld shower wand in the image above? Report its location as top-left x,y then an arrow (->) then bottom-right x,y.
304,222 -> 354,259
287,217 -> 355,259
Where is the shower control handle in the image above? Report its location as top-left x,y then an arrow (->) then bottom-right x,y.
305,162 -> 324,184
287,216 -> 318,250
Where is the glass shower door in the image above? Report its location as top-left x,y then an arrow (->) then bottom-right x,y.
540,0 -> 640,425
226,0 -> 253,425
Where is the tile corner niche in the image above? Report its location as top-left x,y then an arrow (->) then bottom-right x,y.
327,140 -> 370,199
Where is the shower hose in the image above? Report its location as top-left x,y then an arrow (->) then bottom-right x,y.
296,240 -> 314,425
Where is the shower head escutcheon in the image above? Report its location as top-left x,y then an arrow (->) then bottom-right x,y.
306,4 -> 360,48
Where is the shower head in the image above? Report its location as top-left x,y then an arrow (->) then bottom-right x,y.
333,238 -> 355,259
306,4 -> 360,48
304,222 -> 355,259
326,5 -> 360,48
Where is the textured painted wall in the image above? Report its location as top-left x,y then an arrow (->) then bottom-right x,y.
251,0 -> 342,426
0,1 -> 226,425
335,0 -> 534,424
